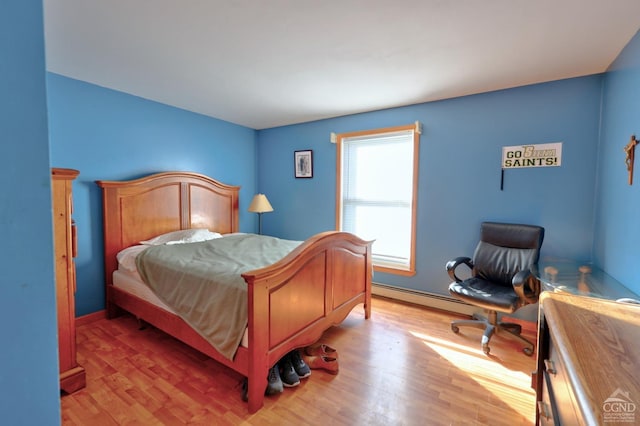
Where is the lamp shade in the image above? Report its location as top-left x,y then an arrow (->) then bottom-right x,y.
248,194 -> 273,213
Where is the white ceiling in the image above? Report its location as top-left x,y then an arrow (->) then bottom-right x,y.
43,1 -> 640,130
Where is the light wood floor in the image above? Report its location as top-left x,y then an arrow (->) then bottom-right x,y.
61,297 -> 537,425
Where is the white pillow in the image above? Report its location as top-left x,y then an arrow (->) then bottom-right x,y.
116,245 -> 148,272
140,228 -> 222,246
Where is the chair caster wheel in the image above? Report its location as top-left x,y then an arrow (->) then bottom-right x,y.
523,347 -> 534,356
482,344 -> 490,355
451,325 -> 459,334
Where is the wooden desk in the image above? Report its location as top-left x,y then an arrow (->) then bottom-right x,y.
533,292 -> 640,425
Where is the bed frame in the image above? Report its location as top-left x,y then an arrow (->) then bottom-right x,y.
96,171 -> 373,413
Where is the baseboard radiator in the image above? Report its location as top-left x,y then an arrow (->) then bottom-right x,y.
372,282 -> 478,316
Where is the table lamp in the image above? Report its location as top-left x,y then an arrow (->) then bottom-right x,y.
248,194 -> 273,235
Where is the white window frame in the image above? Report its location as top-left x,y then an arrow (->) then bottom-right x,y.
335,124 -> 420,276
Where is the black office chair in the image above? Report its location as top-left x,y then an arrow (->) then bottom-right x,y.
446,222 -> 544,356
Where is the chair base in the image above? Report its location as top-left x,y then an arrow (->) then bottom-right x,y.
451,311 -> 535,356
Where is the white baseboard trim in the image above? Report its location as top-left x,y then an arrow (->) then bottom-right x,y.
372,282 -> 478,316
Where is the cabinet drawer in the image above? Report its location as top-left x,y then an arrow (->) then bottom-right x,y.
544,338 -> 580,425
538,371 -> 557,425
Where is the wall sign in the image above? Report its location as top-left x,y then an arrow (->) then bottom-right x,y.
502,142 -> 563,169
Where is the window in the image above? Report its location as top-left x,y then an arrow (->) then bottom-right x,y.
336,124 -> 420,275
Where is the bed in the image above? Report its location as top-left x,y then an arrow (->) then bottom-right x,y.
96,171 -> 373,413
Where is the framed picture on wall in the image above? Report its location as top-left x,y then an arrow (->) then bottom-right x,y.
294,150 -> 313,178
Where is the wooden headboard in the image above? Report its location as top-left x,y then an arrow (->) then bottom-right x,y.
96,171 -> 240,285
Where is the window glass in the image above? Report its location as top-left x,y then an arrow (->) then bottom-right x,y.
337,125 -> 419,275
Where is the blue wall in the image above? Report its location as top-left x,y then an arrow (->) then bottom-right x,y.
257,77 -> 603,295
594,29 -> 640,294
0,1 -> 61,424
47,74 -> 258,315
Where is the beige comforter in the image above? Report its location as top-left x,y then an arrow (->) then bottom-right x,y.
136,234 -> 301,359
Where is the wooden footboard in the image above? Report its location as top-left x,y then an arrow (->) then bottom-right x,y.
242,231 -> 372,413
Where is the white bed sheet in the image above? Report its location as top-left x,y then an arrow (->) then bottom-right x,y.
113,268 -> 249,348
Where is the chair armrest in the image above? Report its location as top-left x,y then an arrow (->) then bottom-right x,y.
512,268 -> 539,304
446,256 -> 473,282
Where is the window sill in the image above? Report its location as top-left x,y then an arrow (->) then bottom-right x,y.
374,264 -> 416,277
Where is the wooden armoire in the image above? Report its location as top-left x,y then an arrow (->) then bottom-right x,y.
51,168 -> 85,393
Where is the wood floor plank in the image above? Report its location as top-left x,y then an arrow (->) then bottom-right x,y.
62,296 -> 537,425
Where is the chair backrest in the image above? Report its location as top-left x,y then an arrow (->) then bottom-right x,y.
472,222 -> 545,287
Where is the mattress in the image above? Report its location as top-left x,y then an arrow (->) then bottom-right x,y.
113,268 -> 250,348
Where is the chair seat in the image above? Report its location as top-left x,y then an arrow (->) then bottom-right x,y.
449,277 -> 518,313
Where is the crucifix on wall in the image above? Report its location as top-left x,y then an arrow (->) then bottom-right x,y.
624,135 -> 637,185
